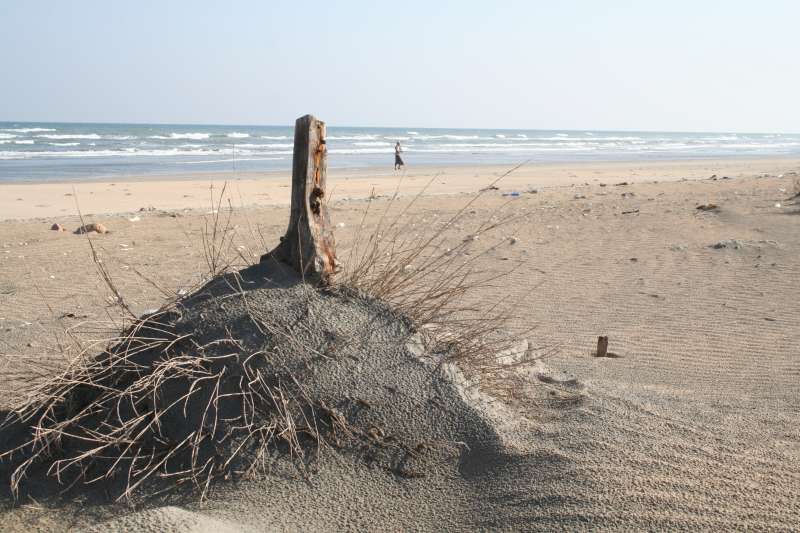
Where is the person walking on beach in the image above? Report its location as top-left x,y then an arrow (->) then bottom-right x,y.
394,141 -> 405,170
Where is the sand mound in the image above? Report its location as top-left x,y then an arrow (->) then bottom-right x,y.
0,262 -> 506,501
85,506 -> 254,533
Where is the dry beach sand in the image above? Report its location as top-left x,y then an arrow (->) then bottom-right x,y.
0,158 -> 798,531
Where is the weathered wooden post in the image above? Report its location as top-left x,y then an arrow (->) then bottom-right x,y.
261,114 -> 338,284
595,335 -> 609,357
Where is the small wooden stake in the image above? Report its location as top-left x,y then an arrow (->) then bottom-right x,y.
262,114 -> 338,284
595,336 -> 609,358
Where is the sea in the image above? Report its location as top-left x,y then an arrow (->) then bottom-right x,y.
1,121 -> 799,182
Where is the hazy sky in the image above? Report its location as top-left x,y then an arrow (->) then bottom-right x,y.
1,1 -> 798,132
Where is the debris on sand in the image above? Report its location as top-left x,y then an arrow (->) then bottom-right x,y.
621,209 -> 640,215
50,223 -> 65,232
710,239 -> 744,250
74,223 -> 109,235
696,203 -> 719,211
480,185 -> 499,191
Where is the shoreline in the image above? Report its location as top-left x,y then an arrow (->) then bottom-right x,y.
2,154 -> 800,185
0,156 -> 797,221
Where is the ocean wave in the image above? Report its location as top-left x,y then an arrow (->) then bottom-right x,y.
412,146 -> 594,153
260,135 -> 289,140
49,142 -> 80,146
434,142 -> 592,149
703,135 -> 739,141
2,127 -> 56,133
0,148 -> 215,160
407,131 -> 419,135
148,132 -> 211,140
227,132 -> 250,138
106,135 -> 137,140
408,134 -> 487,141
0,145 -> 292,160
13,140 -> 34,144
327,135 -> 380,141
235,143 -> 293,149
354,141 -> 392,147
37,133 -> 101,140
328,148 -> 393,155
177,157 -> 285,164
0,133 -> 18,139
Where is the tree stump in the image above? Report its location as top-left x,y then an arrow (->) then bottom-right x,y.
261,114 -> 338,284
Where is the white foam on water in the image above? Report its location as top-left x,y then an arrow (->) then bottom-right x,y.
232,143 -> 293,150
49,142 -> 80,146
354,141 -> 392,147
435,142 -> 590,148
2,127 -> 55,133
227,132 -> 249,138
177,157 -> 285,164
0,134 -> 18,139
261,143 -> 294,149
407,131 -> 419,135
260,135 -> 289,140
37,133 -> 101,140
410,134 -> 486,141
13,140 -> 34,144
149,132 -> 211,140
0,148 -> 236,159
328,148 -> 394,155
327,135 -> 379,141
106,135 -> 137,140
495,134 -> 506,138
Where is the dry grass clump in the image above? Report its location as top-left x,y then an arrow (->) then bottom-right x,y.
0,167 -> 540,501
337,167 -> 537,397
0,295 -> 358,502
